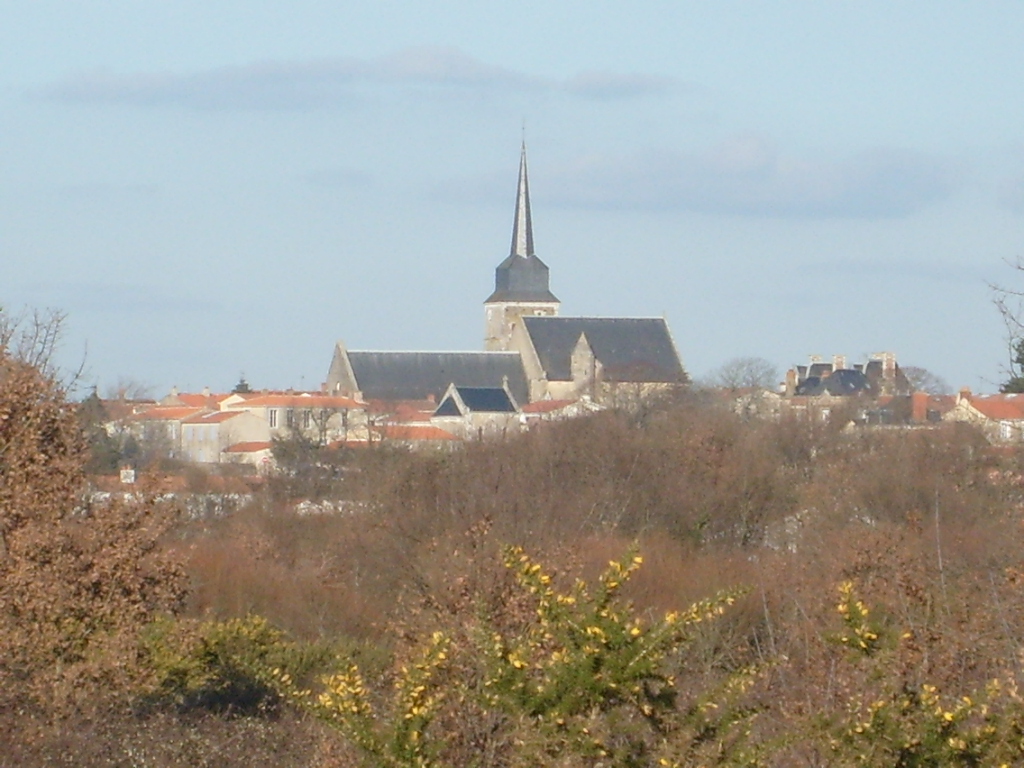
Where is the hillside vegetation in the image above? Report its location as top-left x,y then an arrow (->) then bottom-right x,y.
5,353 -> 1024,765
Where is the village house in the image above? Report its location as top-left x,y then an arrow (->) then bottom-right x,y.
127,389 -> 370,465
776,352 -> 913,423
430,383 -> 521,440
179,409 -> 267,464
220,391 -> 368,445
943,389 -> 1024,441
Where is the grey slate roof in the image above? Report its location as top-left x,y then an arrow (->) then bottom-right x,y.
522,316 -> 686,383
485,143 -> 559,304
434,386 -> 518,416
454,386 -> 518,413
795,369 -> 869,397
486,253 -> 559,303
346,351 -> 530,404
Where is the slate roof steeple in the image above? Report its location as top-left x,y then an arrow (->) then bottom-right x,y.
486,142 -> 559,304
510,141 -> 535,257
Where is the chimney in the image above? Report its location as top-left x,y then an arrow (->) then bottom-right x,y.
202,386 -> 210,397
785,368 -> 797,396
832,354 -> 847,371
874,352 -> 896,380
912,391 -> 929,422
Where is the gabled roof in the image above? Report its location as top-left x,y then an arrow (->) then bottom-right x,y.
344,351 -> 530,404
366,399 -> 438,422
232,393 -> 362,409
521,316 -> 686,383
434,385 -> 518,417
965,394 -> 1024,421
160,391 -> 233,408
223,441 -> 274,453
133,406 -> 207,422
373,424 -> 460,442
456,386 -> 518,413
182,410 -> 249,424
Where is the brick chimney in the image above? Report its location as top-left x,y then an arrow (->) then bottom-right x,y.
785,368 -> 797,396
912,391 -> 929,422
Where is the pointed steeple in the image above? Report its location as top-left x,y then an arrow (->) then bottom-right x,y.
484,142 -> 558,307
510,142 -> 534,257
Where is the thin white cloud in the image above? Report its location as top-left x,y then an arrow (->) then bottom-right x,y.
543,136 -> 958,218
21,282 -> 218,315
37,47 -> 677,111
798,258 -> 979,283
563,71 -> 680,99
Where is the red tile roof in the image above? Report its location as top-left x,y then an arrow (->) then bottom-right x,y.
132,406 -> 208,422
967,395 -> 1024,420
223,441 -> 274,453
366,399 -> 438,418
181,410 -> 248,424
230,394 -> 363,409
376,424 -> 459,441
100,399 -> 156,420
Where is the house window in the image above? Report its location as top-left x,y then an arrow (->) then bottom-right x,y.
303,409 -> 311,430
286,409 -> 294,428
269,409 -> 278,428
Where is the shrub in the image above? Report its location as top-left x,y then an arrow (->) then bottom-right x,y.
275,546 -> 755,768
142,614 -> 335,715
0,346 -> 187,711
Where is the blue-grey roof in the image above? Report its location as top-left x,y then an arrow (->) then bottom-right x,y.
522,316 -> 686,383
433,397 -> 462,417
795,369 -> 869,396
346,351 -> 530,404
485,254 -> 559,303
456,386 -> 518,412
434,386 -> 518,416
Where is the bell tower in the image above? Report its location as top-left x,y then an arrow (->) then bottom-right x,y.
484,142 -> 560,351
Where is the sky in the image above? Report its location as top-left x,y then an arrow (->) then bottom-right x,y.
3,2 -> 1024,395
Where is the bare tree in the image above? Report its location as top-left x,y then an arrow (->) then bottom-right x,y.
0,306 -> 84,391
103,376 -> 155,401
991,258 -> 1024,391
705,356 -> 779,391
901,366 -> 952,395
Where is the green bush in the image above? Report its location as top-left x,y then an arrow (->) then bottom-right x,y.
142,614 -> 334,715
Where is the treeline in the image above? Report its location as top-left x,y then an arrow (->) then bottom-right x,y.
4,351 -> 1024,765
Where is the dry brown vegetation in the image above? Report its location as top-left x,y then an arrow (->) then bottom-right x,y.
7,345 -> 1024,764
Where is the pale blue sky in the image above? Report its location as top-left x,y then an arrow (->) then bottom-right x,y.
3,2 -> 1024,393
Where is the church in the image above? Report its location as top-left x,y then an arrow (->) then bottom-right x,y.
326,144 -> 688,408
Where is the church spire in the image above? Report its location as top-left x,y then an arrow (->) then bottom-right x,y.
509,141 -> 534,257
